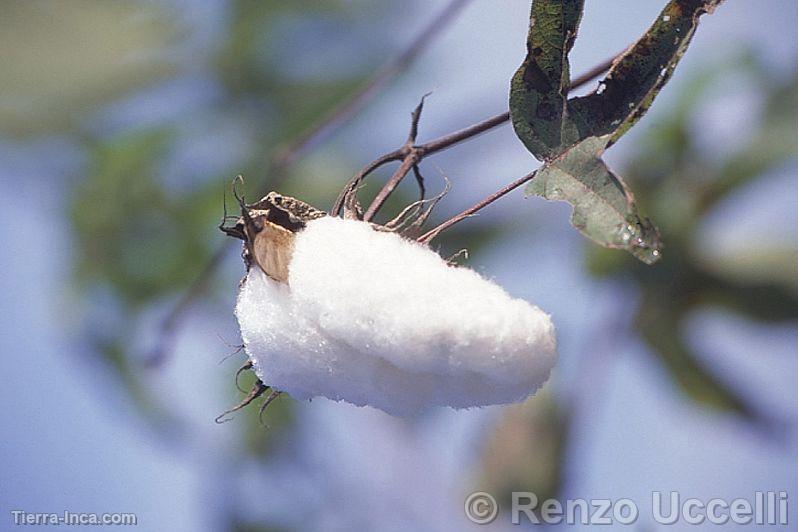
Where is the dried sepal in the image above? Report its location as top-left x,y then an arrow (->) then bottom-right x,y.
214,378 -> 269,424
220,183 -> 326,283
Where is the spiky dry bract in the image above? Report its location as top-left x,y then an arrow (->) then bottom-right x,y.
235,217 -> 557,417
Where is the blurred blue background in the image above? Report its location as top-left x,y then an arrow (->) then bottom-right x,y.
1,1 -> 797,530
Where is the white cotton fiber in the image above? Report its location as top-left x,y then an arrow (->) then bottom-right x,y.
235,216 -> 557,417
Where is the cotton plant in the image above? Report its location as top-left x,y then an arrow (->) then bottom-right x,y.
220,190 -> 556,418
218,0 -> 725,420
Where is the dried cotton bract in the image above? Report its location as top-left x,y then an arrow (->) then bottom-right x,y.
234,209 -> 557,417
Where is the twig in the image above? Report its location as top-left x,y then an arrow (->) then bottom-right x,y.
215,379 -> 269,424
417,169 -> 538,243
364,155 -> 419,221
332,149 -> 406,216
258,390 -> 283,425
414,56 -> 620,241
331,112 -> 507,216
341,54 -> 617,219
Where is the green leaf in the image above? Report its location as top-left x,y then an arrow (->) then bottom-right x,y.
569,0 -> 725,146
526,136 -> 662,264
511,0 -> 725,263
510,0 -> 725,158
510,0 -> 585,160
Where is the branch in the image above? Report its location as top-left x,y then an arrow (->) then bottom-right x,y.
414,56 -> 621,243
343,54 -> 617,219
362,95 -> 429,221
417,169 -> 537,243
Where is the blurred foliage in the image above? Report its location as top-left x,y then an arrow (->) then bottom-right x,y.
0,1 -> 400,529
216,0 -> 383,177
72,128 -> 222,305
8,2 -> 409,530
0,1 -> 179,136
18,1 -> 505,528
477,393 -> 565,512
479,52 -> 797,507
587,54 -> 798,421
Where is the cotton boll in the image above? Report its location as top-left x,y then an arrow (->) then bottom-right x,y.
235,216 -> 557,417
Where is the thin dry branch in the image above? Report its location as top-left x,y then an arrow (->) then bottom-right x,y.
414,56 -> 621,242
340,54 -> 617,219
362,95 -> 429,221
417,169 -> 537,243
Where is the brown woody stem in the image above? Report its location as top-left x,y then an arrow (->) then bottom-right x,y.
346,54 -> 616,220
417,169 -> 538,243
